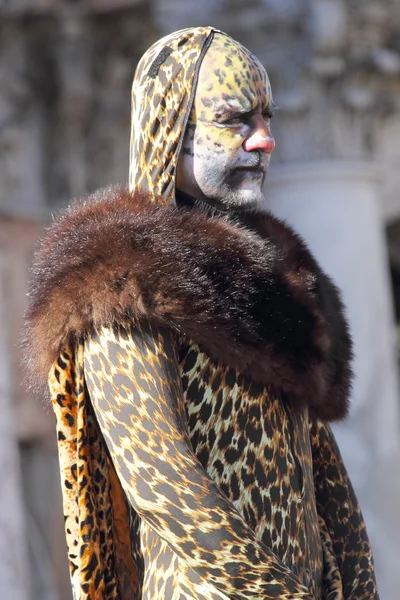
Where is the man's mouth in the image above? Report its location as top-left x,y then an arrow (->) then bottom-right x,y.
235,165 -> 265,175
235,156 -> 267,174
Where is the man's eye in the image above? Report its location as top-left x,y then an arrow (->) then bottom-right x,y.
262,111 -> 273,121
222,115 -> 246,126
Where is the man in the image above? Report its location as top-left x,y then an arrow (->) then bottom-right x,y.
26,27 -> 379,600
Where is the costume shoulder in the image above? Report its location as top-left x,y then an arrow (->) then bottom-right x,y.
24,184 -> 352,421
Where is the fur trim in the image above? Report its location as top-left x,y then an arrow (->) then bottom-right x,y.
24,185 -> 352,421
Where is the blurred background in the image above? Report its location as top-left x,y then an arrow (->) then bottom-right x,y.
1,1 -> 400,599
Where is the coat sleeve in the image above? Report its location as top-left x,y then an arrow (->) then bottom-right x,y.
84,318 -> 313,600
309,418 -> 379,599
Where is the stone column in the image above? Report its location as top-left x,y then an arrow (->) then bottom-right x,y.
0,251 -> 29,600
57,11 -> 92,202
266,160 -> 400,600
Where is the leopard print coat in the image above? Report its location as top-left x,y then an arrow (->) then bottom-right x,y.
25,26 -> 378,600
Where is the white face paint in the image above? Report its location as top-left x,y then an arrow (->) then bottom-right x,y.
176,34 -> 276,210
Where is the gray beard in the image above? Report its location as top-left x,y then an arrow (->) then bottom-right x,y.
214,187 -> 265,210
197,154 -> 267,211
199,173 -> 266,212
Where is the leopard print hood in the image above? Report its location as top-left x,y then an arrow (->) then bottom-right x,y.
25,185 -> 353,421
129,26 -> 216,202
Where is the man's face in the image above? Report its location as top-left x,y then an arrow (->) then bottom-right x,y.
176,34 -> 275,210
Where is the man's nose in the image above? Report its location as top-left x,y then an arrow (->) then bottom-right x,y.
243,115 -> 275,153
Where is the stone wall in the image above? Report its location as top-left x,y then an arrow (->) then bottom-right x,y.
2,1 -> 400,222
0,1 -> 155,217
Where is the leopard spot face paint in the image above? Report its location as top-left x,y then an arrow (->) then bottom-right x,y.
177,33 -> 275,209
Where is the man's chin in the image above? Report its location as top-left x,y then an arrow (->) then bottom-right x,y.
224,187 -> 265,209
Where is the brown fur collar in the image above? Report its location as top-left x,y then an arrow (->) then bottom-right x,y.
25,185 -> 352,421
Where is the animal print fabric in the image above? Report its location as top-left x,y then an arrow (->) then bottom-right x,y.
129,27 -> 215,202
309,422 -> 378,599
83,319 -> 315,600
48,317 -> 375,600
49,341 -> 143,600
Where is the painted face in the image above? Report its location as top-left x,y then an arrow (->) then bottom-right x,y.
176,33 -> 275,210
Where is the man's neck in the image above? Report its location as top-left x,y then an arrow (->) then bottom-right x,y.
175,189 -> 229,218
175,188 -> 266,237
